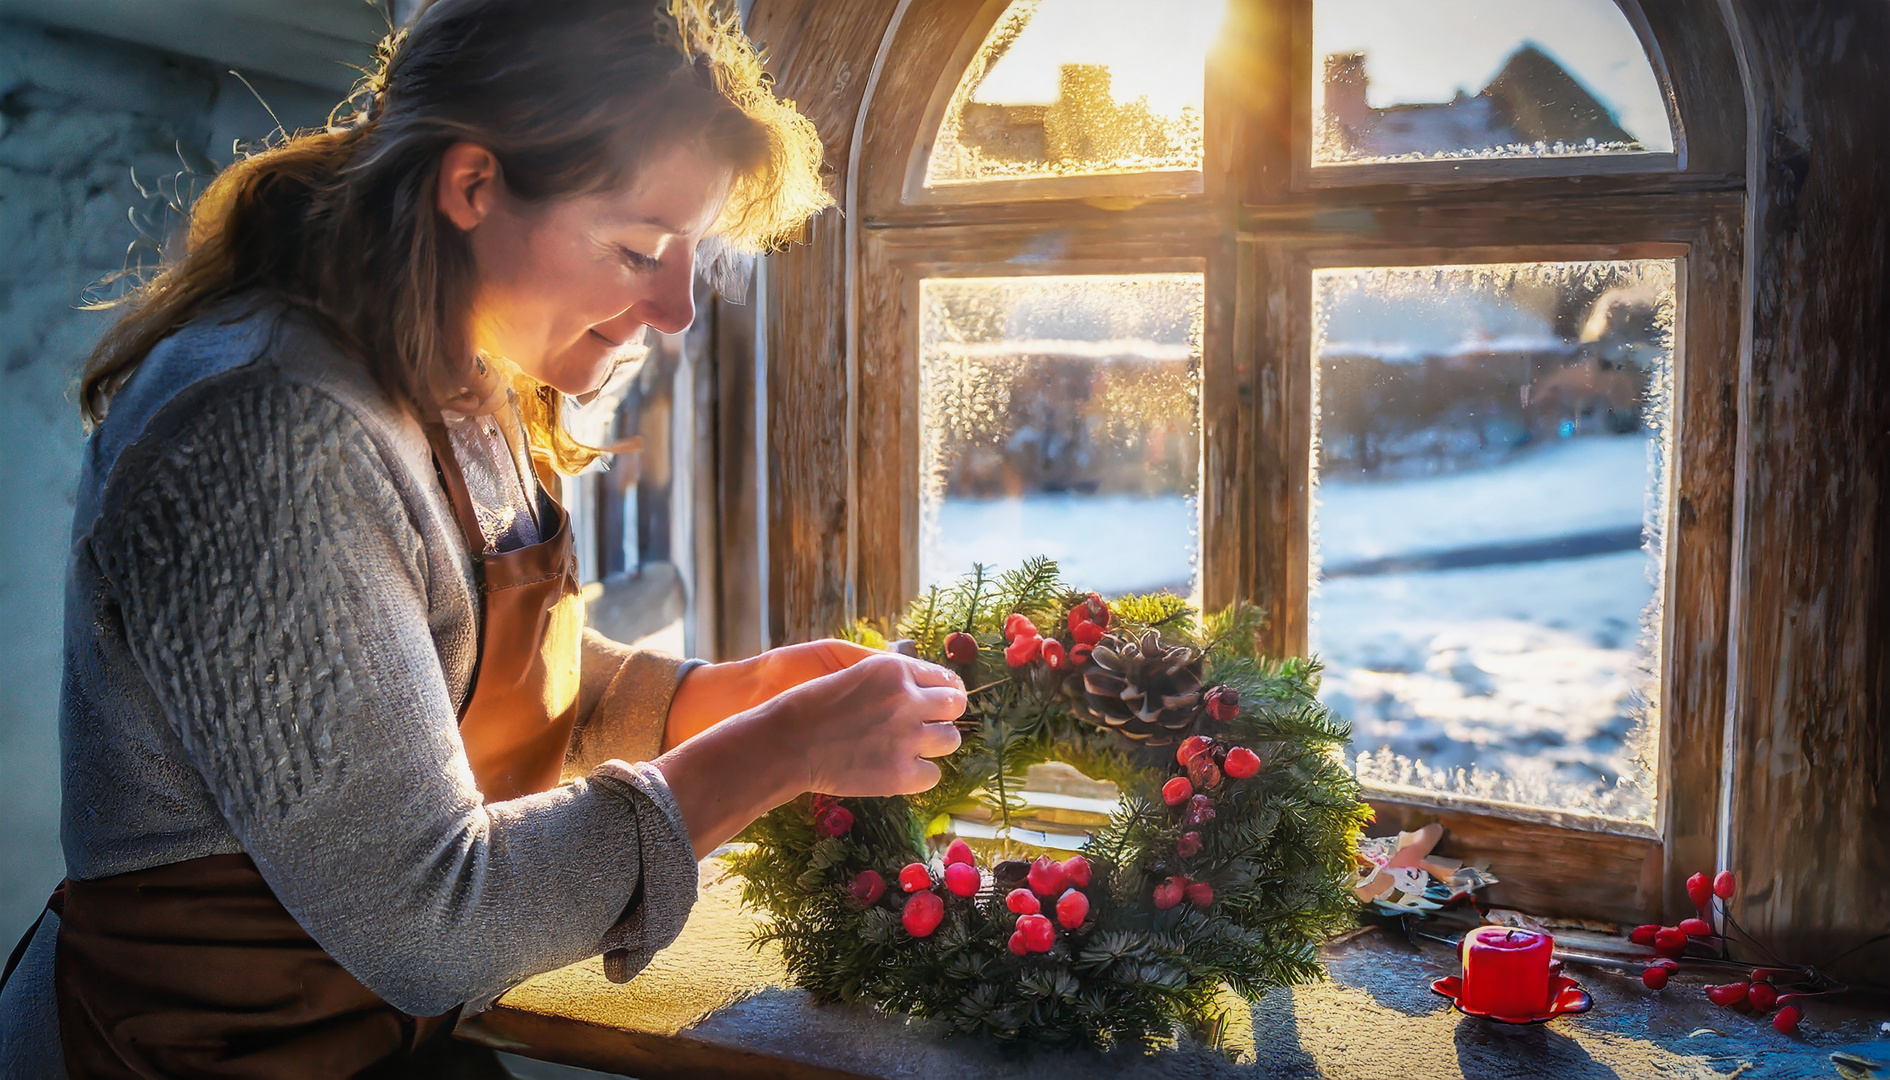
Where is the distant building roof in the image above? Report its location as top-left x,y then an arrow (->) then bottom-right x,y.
1322,44 -> 1637,162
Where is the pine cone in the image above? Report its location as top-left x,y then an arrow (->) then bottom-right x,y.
1079,628 -> 1206,745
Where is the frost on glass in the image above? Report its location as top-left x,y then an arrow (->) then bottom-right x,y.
925,0 -> 1223,185
920,274 -> 1203,596
1312,0 -> 1675,165
1310,261 -> 1675,822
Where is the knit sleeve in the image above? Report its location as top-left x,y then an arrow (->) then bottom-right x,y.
566,629 -> 704,773
89,376 -> 696,1015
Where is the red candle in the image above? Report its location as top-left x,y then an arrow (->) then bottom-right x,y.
1459,926 -> 1554,1018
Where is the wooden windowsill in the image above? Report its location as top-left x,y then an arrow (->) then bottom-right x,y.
458,857 -> 1890,1079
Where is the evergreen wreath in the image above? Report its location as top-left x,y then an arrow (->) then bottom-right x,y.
728,559 -> 1371,1050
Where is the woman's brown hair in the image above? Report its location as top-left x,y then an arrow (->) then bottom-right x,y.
78,0 -> 829,472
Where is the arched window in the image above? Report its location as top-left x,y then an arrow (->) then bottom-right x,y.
773,0 -> 1746,924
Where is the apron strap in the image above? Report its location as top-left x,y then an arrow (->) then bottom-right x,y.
421,420 -> 492,568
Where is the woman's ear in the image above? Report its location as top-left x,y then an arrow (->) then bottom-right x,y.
437,141 -> 502,232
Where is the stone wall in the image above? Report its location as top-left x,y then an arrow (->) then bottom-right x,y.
0,18 -> 334,939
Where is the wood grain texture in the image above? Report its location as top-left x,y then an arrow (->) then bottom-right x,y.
748,0 -> 900,642
764,209 -> 851,644
1720,0 -> 1890,986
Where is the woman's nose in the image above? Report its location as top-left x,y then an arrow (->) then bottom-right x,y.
632,249 -> 698,336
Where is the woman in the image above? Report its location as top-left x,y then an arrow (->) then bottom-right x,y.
0,1 -> 965,1075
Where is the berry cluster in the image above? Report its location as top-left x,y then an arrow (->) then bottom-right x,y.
1633,869 -> 1812,1034
846,836 -> 1101,953
1149,734 -> 1264,908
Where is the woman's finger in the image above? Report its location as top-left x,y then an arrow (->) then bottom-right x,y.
910,684 -> 968,721
914,720 -> 963,760
904,660 -> 965,690
899,757 -> 943,794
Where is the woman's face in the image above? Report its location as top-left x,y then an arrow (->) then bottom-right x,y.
437,140 -> 733,396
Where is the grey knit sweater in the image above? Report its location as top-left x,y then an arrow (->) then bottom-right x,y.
0,299 -> 699,1075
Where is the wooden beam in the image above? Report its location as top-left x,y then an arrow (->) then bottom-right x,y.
1720,0 -> 1890,988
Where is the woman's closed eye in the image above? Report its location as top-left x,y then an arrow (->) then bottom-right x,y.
615,244 -> 661,273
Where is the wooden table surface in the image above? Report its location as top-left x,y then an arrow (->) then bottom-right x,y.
458,858 -> 1890,1080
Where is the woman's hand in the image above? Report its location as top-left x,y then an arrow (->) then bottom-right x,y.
662,638 -> 881,750
652,653 -> 966,857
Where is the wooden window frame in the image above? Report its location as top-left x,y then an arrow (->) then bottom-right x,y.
764,0 -> 1747,926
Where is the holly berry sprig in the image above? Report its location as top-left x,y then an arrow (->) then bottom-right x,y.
1631,868 -> 1885,1035
843,836 -> 1099,953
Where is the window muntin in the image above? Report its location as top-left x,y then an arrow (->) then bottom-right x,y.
918,273 -> 1204,597
1311,0 -> 1674,165
1310,260 -> 1675,822
925,0 -> 1224,185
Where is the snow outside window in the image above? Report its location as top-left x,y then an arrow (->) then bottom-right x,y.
1310,260 -> 1676,822
918,273 -> 1204,598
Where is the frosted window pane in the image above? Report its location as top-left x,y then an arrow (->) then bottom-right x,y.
1313,0 -> 1674,165
926,0 -> 1224,185
1311,260 -> 1675,822
920,274 -> 1203,596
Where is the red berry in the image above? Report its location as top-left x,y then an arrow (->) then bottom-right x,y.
1176,831 -> 1203,859
944,839 -> 975,866
1008,929 -> 1028,956
1705,981 -> 1750,1008
1678,917 -> 1714,938
1223,746 -> 1262,779
1187,755 -> 1223,791
849,870 -> 886,906
1654,927 -> 1689,957
1641,965 -> 1670,990
1714,870 -> 1736,900
1184,793 -> 1217,826
1686,871 -> 1713,911
1067,595 -> 1110,644
1772,1004 -> 1801,1034
1027,855 -> 1069,897
1061,855 -> 1091,889
1006,888 -> 1040,915
1069,643 -> 1094,666
944,862 -> 980,898
1017,912 -> 1055,953
1055,888 -> 1090,929
1746,982 -> 1778,1012
1004,613 -> 1038,641
1041,638 -> 1067,670
1630,924 -> 1661,946
944,632 -> 979,665
1184,879 -> 1215,907
1204,685 -> 1240,723
898,862 -> 932,893
1176,736 -> 1215,767
1152,876 -> 1185,910
902,890 -> 944,937
1162,776 -> 1194,807
1004,634 -> 1042,667
815,804 -> 853,838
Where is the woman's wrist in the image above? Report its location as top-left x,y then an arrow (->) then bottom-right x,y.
654,694 -> 810,857
662,654 -> 768,751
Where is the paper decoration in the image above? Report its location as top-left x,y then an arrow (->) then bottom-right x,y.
1354,822 -> 1497,913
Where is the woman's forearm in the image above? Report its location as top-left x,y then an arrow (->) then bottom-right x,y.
653,706 -> 806,858
660,639 -> 881,751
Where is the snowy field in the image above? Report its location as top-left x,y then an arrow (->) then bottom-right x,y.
1315,434 -> 1660,820
923,493 -> 1197,596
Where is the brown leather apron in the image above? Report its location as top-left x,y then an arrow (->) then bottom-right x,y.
47,420 -> 586,1078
